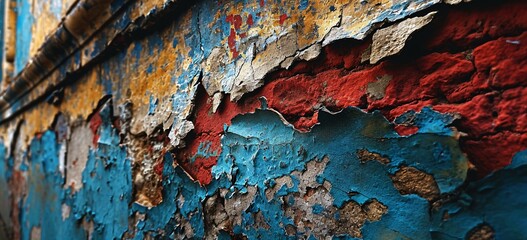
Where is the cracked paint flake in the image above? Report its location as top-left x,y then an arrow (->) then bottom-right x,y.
2,0 -> 527,239
122,117 -> 169,206
0,0 -> 478,167
322,0 -> 440,46
370,12 -> 436,64
199,0 -> 446,102
444,0 -> 472,4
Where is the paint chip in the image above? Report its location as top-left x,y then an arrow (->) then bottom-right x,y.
366,75 -> 392,100
370,12 -> 436,64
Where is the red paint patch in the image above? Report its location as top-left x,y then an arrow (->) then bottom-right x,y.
462,132 -> 527,175
35,132 -> 43,139
154,161 -> 164,176
89,112 -> 102,145
394,125 -> 419,136
226,14 -> 246,58
176,89 -> 260,184
226,14 -> 243,30
279,14 -> 288,25
422,0 -> 527,51
227,28 -> 239,58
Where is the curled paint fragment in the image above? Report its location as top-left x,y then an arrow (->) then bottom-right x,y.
168,120 -> 195,148
370,12 -> 436,64
444,0 -> 472,4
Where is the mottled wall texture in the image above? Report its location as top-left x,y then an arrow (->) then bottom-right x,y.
0,0 -> 525,239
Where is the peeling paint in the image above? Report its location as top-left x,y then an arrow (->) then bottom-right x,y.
209,107 -> 467,238
366,75 -> 392,100
65,123 -> 93,191
370,12 -> 436,64
1,0 -> 526,238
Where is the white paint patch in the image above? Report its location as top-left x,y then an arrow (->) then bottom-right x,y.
370,12 -> 436,64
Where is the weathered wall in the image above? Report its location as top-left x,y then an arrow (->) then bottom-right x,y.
0,0 -> 526,239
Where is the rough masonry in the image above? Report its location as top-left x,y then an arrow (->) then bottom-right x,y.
0,0 -> 525,239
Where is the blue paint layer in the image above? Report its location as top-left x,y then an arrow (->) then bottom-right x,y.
21,131 -> 87,240
394,107 -> 458,137
66,104 -> 132,239
0,140 -> 11,236
15,0 -> 34,74
133,152 -> 207,238
11,101 -> 527,239
211,108 -> 467,239
148,95 -> 158,115
19,103 -> 131,239
431,150 -> 527,239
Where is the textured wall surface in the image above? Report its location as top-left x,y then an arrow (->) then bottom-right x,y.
0,0 -> 526,239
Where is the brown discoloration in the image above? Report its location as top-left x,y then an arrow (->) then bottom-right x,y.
280,158 -> 388,238
253,211 -> 271,230
195,157 -> 389,238
204,193 -> 230,239
357,149 -> 391,164
466,223 -> 495,240
128,132 -> 168,208
363,199 -> 388,222
390,166 -> 440,201
2,0 -> 17,91
333,200 -> 387,238
333,201 -> 365,237
8,170 -> 25,240
118,100 -> 172,208
203,187 -> 260,239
